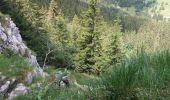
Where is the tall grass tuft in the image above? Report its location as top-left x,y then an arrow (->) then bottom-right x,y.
99,49 -> 170,99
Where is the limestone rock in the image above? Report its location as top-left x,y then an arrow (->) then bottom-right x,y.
0,81 -> 10,93
24,72 -> 33,84
0,17 -> 45,77
8,83 -> 28,100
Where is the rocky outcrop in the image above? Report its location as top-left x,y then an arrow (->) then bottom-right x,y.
8,83 -> 28,100
0,17 -> 45,77
24,72 -> 33,85
0,73 -> 31,99
0,81 -> 10,93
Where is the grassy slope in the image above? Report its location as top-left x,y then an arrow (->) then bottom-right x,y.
0,12 -> 32,80
100,0 -> 170,18
0,54 -> 32,79
123,18 -> 170,53
16,68 -> 99,100
100,50 -> 170,99
15,50 -> 170,100
157,0 -> 170,17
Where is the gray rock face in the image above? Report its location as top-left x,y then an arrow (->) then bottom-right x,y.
24,72 -> 33,84
0,17 -> 45,77
8,83 -> 28,100
0,81 -> 10,93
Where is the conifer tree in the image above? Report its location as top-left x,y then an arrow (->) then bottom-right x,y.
47,0 -> 59,25
71,15 -> 80,43
75,0 -> 103,74
108,20 -> 124,65
45,0 -> 72,67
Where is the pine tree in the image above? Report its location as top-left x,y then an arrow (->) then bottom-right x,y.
75,0 -> 104,74
108,20 -> 124,65
46,0 -> 69,46
71,15 -> 80,43
53,12 -> 69,48
46,0 -> 59,25
45,0 -> 72,67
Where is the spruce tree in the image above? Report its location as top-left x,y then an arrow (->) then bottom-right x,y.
47,0 -> 59,26
75,0 -> 103,74
108,20 -> 124,65
71,15 -> 80,43
45,0 -> 72,67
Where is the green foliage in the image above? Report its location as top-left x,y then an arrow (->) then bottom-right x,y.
15,49 -> 170,99
44,0 -> 74,67
0,53 -> 32,79
121,15 -> 149,33
103,0 -> 156,12
15,70 -> 97,100
107,20 -> 124,65
98,49 -> 170,99
1,48 -> 18,58
1,0 -> 170,99
0,0 -> 52,66
55,69 -> 70,81
74,0 -> 104,74
123,20 -> 170,53
46,0 -> 59,25
0,12 -> 7,23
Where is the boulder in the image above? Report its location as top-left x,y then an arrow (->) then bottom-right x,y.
0,81 -> 10,93
8,83 -> 28,100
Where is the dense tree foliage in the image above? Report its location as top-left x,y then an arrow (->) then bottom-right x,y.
74,0 -> 104,74
102,0 -> 156,12
0,0 -> 52,65
0,0 -> 147,72
1,0 -> 170,99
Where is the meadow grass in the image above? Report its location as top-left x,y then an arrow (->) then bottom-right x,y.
15,49 -> 170,100
156,0 -> 170,17
0,54 -> 32,80
98,49 -> 170,99
123,21 -> 170,53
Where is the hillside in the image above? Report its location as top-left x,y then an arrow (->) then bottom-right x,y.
0,0 -> 170,99
150,0 -> 170,19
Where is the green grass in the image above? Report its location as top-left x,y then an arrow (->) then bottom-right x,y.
15,70 -> 97,100
123,20 -> 170,53
0,54 -> 33,80
156,0 -> 170,17
99,49 -> 170,99
14,49 -> 170,100
0,12 -> 9,27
